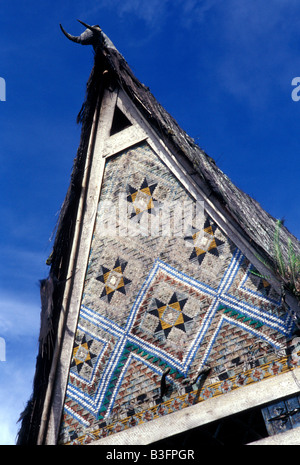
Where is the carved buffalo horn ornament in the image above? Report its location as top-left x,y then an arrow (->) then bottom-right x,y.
60,20 -> 102,46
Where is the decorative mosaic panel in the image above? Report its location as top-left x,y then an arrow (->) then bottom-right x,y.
58,142 -> 296,444
65,348 -> 300,444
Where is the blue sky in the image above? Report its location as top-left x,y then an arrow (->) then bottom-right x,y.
1,0 -> 300,445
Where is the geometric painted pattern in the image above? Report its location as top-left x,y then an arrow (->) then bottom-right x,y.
69,329 -> 109,382
184,217 -> 225,265
70,334 -> 97,375
96,257 -> 131,303
65,348 -> 300,444
239,264 -> 281,305
126,178 -> 159,222
58,143 -> 297,445
142,291 -> 193,340
61,248 -> 295,444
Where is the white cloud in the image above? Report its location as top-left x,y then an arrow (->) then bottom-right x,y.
116,0 -> 165,24
79,0 -> 166,25
0,294 -> 40,445
0,415 -> 16,445
78,0 -> 221,33
175,0 -> 222,27
208,1 -> 300,105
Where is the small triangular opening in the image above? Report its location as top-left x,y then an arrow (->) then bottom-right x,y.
110,106 -> 132,135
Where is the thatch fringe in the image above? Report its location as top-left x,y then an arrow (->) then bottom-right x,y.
16,51 -> 110,445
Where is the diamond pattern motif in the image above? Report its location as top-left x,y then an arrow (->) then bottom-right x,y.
70,335 -> 97,375
96,257 -> 131,303
58,143 -> 295,446
61,243 -> 294,445
184,217 -> 225,265
145,292 -> 192,340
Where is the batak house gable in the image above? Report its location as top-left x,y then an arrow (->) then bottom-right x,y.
17,22 -> 300,446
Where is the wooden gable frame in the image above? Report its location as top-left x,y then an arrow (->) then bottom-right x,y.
17,27 -> 300,446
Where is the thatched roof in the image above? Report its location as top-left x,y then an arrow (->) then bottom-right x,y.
17,30 -> 300,445
101,43 -> 300,277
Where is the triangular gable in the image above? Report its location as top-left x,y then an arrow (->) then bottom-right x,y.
39,86 -> 299,445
